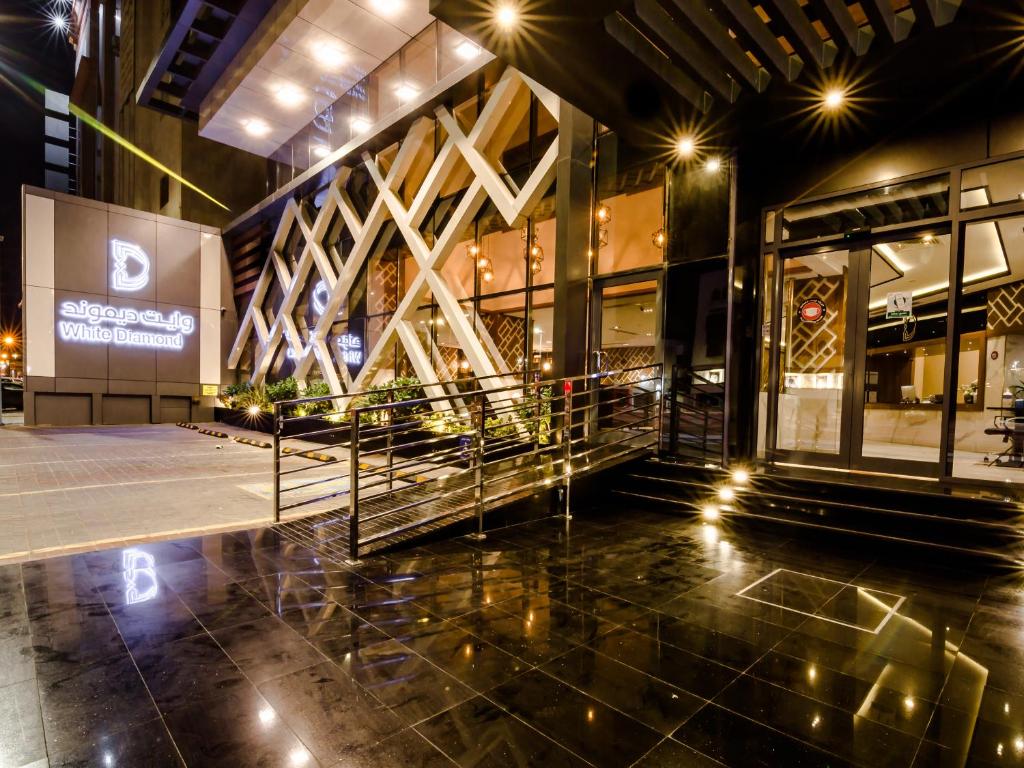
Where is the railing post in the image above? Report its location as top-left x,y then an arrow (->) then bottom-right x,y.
669,366 -> 679,455
272,402 -> 281,524
656,365 -> 665,457
386,387 -> 394,495
562,379 -> 573,521
348,410 -> 360,562
533,379 -> 541,455
472,392 -> 486,540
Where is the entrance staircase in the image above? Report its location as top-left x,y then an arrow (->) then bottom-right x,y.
612,458 -> 1024,564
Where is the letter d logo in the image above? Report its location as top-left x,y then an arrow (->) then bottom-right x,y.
111,239 -> 150,292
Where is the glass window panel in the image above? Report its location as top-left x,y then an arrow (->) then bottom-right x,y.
781,176 -> 949,242
953,215 -> 1024,482
757,253 -> 774,458
776,250 -> 849,454
961,157 -> 1024,210
599,281 -> 658,382
861,235 -> 949,463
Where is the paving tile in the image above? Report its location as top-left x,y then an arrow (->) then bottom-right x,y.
416,695 -> 591,767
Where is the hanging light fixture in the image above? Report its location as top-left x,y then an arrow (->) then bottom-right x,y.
595,205 -> 611,224
652,228 -> 666,249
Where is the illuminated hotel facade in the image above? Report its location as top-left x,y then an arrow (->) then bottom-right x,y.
25,0 -> 1024,490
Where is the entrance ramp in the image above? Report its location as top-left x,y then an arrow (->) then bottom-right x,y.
270,366 -> 663,560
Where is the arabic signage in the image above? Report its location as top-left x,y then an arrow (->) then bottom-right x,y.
58,299 -> 195,350
57,240 -> 197,351
338,333 -> 363,366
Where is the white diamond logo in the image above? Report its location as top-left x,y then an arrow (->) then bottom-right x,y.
110,239 -> 150,292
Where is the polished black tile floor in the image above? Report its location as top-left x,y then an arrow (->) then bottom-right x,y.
1,507 -> 1022,767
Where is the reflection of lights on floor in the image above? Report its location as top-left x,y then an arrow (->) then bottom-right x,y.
289,747 -> 311,766
718,486 -> 735,502
731,468 -> 750,485
702,524 -> 719,544
903,696 -> 915,713
258,706 -> 276,726
702,504 -> 720,521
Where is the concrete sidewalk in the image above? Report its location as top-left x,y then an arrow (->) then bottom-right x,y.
0,423 -> 283,562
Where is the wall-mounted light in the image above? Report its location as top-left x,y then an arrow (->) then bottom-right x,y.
652,228 -> 666,249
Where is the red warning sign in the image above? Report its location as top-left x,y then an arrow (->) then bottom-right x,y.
798,298 -> 826,323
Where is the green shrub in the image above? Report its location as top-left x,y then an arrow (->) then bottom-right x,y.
264,376 -> 298,403
352,376 -> 427,424
299,380 -> 333,416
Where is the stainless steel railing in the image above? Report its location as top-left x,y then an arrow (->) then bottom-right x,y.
271,364 -> 664,560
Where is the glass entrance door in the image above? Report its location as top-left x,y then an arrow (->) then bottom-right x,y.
770,234 -> 950,476
591,274 -> 661,377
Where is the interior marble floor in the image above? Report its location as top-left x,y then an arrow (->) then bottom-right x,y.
0,504 -> 1020,767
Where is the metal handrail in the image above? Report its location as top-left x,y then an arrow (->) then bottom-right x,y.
272,364 -> 664,559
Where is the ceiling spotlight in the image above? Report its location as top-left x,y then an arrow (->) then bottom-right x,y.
312,145 -> 331,159
823,88 -> 845,111
274,84 -> 304,108
455,40 -> 481,61
242,118 -> 270,137
495,4 -> 519,29
676,137 -> 695,157
312,42 -> 346,69
704,157 -> 722,174
350,117 -> 371,134
371,0 -> 403,14
394,83 -> 419,103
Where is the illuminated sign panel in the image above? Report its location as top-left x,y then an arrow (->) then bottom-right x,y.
110,239 -> 151,291
338,333 -> 362,365
56,239 -> 196,351
58,300 -> 195,350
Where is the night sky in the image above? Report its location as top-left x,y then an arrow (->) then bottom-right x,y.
0,0 -> 74,331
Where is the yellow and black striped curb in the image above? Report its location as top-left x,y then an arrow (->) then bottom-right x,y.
175,422 -> 199,430
196,428 -> 230,438
231,436 -> 272,449
280,447 -> 338,463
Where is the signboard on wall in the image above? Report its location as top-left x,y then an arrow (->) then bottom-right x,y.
886,291 -> 913,319
798,298 -> 827,323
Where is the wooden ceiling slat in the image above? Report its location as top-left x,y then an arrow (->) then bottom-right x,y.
717,0 -> 805,81
861,0 -> 913,41
763,0 -> 838,68
666,0 -> 770,92
635,0 -> 740,101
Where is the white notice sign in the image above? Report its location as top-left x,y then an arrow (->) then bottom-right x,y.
886,291 -> 912,319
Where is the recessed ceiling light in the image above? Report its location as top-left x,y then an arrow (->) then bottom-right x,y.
371,0 -> 403,15
274,84 -> 304,108
495,4 -> 519,29
676,136 -> 695,157
313,145 -> 331,158
242,118 -> 270,137
350,117 -> 371,134
394,83 -> 419,103
454,40 -> 481,61
48,12 -> 69,33
705,157 -> 722,174
823,88 -> 845,111
311,41 -> 346,69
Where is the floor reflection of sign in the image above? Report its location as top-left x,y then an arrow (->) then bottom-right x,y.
886,291 -> 913,319
338,333 -> 362,365
122,548 -> 158,605
798,299 -> 827,323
